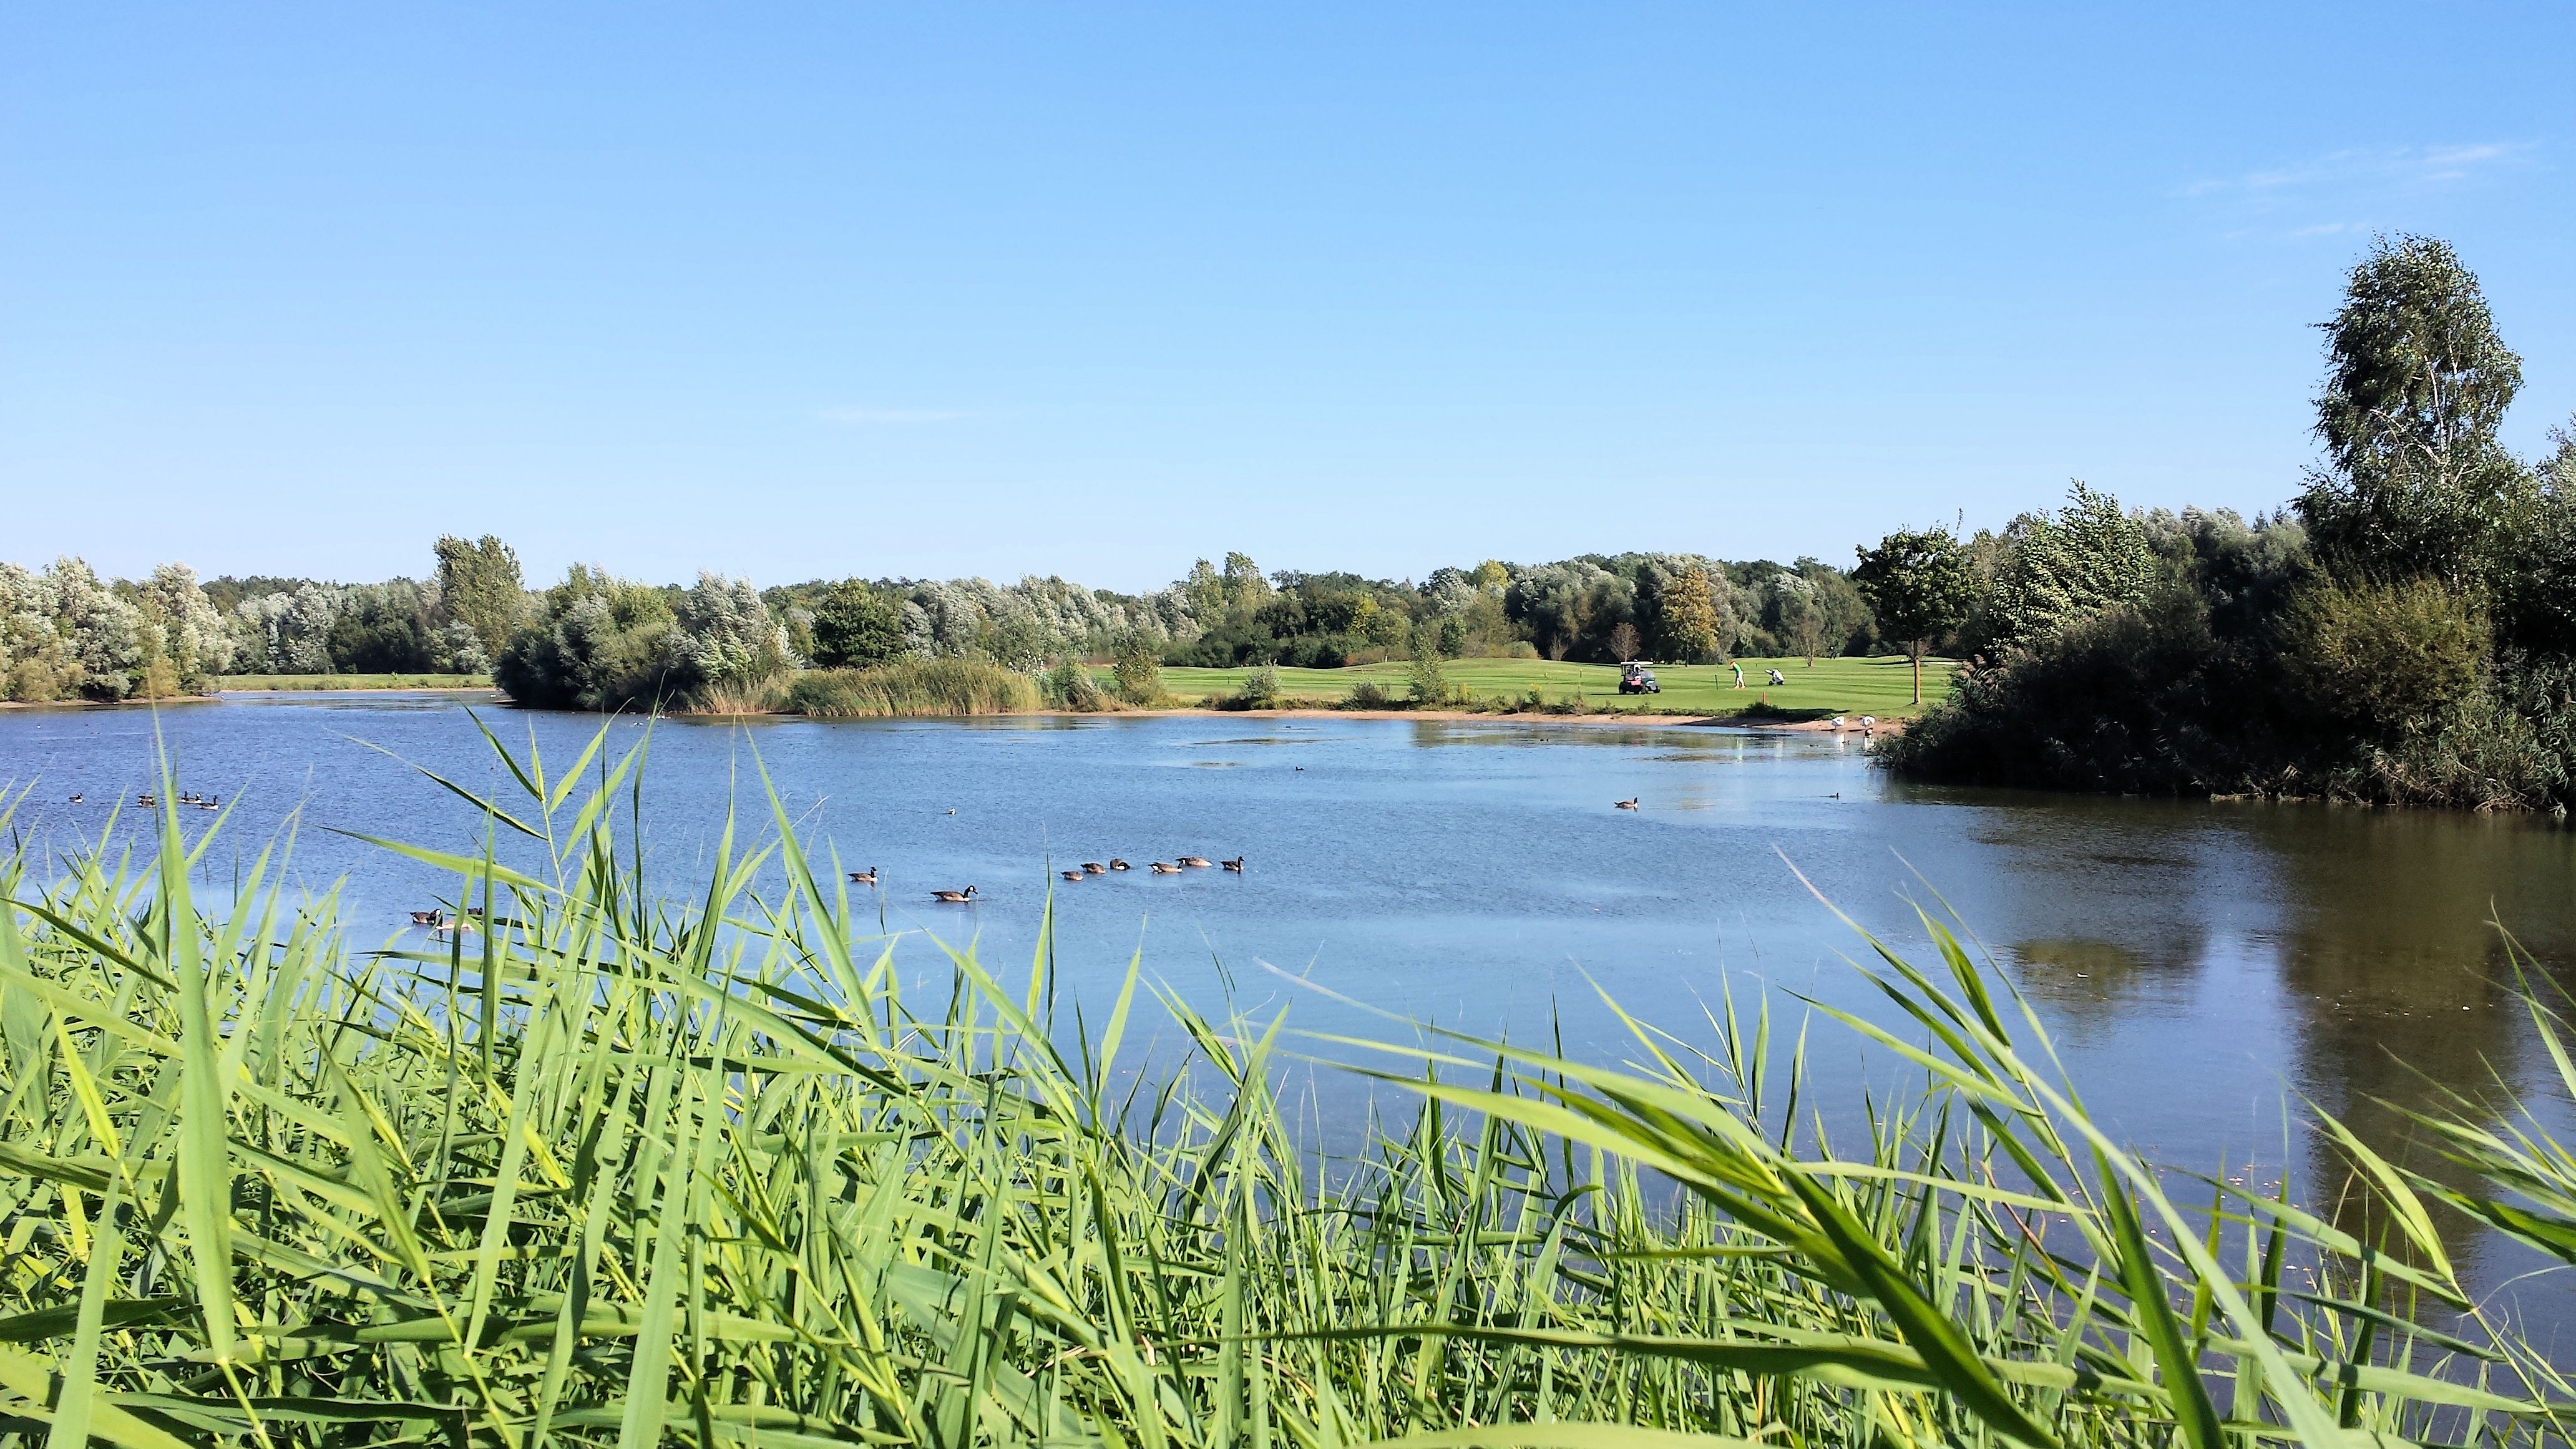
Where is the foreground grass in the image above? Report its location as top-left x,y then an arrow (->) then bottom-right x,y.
217,673 -> 494,692
1138,655 -> 1953,717
0,721 -> 2569,1447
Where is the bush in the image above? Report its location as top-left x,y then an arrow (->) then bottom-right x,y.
1045,656 -> 1110,711
1112,633 -> 1163,705
1347,678 -> 1392,709
1498,639 -> 1541,660
783,659 -> 1041,717
2280,573 -> 2488,741
1407,643 -> 1448,705
495,569 -> 682,711
1231,665 -> 1281,708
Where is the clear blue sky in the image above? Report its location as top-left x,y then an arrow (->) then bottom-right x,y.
4,4 -> 2569,591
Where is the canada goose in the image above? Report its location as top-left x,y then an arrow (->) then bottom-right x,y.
195,799 -> 219,810
1108,857 -> 1131,871
847,867 -> 878,886
1221,856 -> 1246,872
67,794 -> 82,804
1176,855 -> 1213,868
409,910 -> 444,927
1060,869 -> 1085,882
137,793 -> 157,807
930,886 -> 978,903
1148,861 -> 1183,874
945,808 -> 958,816
1614,797 -> 1641,810
1081,862 -> 1107,875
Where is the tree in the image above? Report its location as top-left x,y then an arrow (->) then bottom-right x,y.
1650,567 -> 1721,663
2296,235 -> 2530,590
1407,621 -> 1449,704
1763,571 -> 1825,665
1983,482 -> 2155,649
1112,632 -> 1163,705
1854,527 -> 1976,703
669,572 -> 793,690
435,535 -> 529,665
811,579 -> 905,668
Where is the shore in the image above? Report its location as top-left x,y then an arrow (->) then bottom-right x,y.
8,685 -> 1910,734
1172,705 -> 1908,733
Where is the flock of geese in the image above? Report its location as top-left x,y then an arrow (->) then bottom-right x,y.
842,854 -> 1248,905
66,791 -> 222,811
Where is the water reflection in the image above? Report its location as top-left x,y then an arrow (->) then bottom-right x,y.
7,700 -> 2576,1310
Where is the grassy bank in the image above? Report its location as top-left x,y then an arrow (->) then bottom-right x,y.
0,724 -> 2567,1446
1137,654 -> 1952,717
217,673 -> 493,691
784,658 -> 1041,716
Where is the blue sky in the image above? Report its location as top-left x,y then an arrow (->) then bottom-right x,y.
4,4 -> 2570,591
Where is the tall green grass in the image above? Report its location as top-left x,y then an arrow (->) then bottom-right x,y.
783,660 -> 1040,718
2,722 -> 2573,1447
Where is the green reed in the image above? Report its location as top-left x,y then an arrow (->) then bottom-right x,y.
0,717 -> 2571,1448
784,661 -> 1040,718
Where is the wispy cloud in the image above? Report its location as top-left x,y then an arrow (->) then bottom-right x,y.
2183,140 -> 2532,198
817,406 -> 972,425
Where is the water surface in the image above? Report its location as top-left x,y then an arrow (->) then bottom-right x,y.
7,693 -> 2574,1305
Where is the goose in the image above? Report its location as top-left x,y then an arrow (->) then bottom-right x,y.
1221,856 -> 1246,872
930,886 -> 978,904
847,867 -> 878,886
1148,861 -> 1183,874
1108,857 -> 1131,872
1176,855 -> 1213,868
409,910 -> 444,927
1081,862 -> 1107,875
67,794 -> 82,805
137,793 -> 157,807
1614,798 -> 1641,811
1060,869 -> 1085,882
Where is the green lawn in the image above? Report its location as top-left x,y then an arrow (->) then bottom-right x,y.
217,673 -> 494,691
1124,655 -> 1953,718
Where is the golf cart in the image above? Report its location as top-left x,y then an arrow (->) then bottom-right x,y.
1618,661 -> 1661,695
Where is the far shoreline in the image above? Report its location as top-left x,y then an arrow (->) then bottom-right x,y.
7,685 -> 1911,736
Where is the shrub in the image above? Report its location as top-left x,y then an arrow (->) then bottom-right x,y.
1045,656 -> 1110,711
1499,639 -> 1541,660
495,568 -> 681,711
784,659 -> 1041,716
2280,573 -> 2488,741
1112,632 -> 1163,705
1232,665 -> 1281,708
1347,678 -> 1392,709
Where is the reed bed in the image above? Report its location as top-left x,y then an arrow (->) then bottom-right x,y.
2,721 -> 2573,1447
784,661 -> 1040,718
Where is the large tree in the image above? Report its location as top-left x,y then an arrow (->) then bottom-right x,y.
434,535 -> 529,665
2297,235 -> 2529,589
809,579 -> 905,668
1854,527 -> 1976,703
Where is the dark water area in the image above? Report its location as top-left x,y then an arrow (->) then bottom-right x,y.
7,691 -> 2576,1321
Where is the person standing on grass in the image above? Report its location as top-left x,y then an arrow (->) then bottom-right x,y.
1731,661 -> 1744,689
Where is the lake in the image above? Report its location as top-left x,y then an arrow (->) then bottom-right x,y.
8,691 -> 2576,1303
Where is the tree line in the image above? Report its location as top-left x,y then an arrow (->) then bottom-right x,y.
1870,234 -> 2576,809
0,537 -> 1888,708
